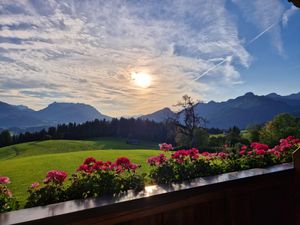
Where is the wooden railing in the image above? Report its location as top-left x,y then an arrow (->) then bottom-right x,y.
1,149 -> 299,225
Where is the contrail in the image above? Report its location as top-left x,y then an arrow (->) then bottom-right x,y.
194,56 -> 230,81
194,22 -> 277,81
246,22 -> 277,46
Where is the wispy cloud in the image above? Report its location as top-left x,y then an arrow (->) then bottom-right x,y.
232,0 -> 296,56
282,5 -> 297,26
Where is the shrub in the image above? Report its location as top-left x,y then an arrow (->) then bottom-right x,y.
0,176 -> 19,213
67,157 -> 144,200
25,157 -> 144,208
148,149 -> 223,184
25,170 -> 68,208
148,137 -> 300,184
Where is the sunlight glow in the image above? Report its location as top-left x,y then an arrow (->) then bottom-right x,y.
131,72 -> 152,88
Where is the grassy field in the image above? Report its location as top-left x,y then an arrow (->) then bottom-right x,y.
0,138 -> 160,207
0,137 -> 157,160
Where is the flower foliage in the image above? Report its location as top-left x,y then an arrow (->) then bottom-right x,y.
68,156 -> 143,200
25,157 -> 143,208
0,176 -> 19,213
148,137 -> 300,184
25,170 -> 68,208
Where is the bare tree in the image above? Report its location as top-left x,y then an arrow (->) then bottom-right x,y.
170,95 -> 207,147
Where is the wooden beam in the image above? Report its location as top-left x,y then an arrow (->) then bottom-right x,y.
293,146 -> 300,225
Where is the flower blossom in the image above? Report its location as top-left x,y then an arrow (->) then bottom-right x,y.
0,176 -> 10,184
147,154 -> 167,166
159,143 -> 173,152
250,142 -> 269,151
30,182 -> 40,189
44,170 -> 67,185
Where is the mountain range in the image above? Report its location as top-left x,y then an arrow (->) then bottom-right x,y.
141,92 -> 300,129
0,102 -> 110,131
1,92 -> 300,131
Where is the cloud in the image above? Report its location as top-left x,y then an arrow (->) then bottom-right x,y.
232,0 -> 294,56
0,0 -> 252,116
282,5 -> 297,27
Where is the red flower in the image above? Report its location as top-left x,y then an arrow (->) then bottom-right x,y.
255,149 -> 266,155
44,170 -> 67,185
0,176 -> 10,184
77,164 -> 90,172
83,157 -> 97,165
92,160 -> 104,171
250,142 -> 269,151
116,157 -> 131,168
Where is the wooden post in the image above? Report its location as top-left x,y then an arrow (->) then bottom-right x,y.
293,146 -> 300,225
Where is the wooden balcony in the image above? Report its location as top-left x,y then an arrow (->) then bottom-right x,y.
1,149 -> 300,225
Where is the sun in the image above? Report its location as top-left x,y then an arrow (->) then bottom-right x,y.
131,72 -> 152,88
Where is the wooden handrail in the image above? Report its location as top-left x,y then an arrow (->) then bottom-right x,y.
293,146 -> 300,225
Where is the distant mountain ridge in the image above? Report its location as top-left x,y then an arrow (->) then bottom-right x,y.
140,92 -> 300,129
0,102 -> 110,130
139,107 -> 176,122
1,91 -> 300,130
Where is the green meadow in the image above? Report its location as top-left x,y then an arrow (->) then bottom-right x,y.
0,138 -> 160,206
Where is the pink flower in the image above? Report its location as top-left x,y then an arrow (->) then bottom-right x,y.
159,143 -> 173,152
274,151 -> 281,158
241,145 -> 247,151
31,182 -> 40,189
1,187 -> 13,197
6,189 -> 12,197
129,163 -> 139,171
218,152 -> 228,158
0,176 -> 10,184
268,149 -> 281,158
247,151 -> 253,155
44,170 -> 67,185
201,152 -> 210,157
239,150 -> 245,155
147,154 -> 167,166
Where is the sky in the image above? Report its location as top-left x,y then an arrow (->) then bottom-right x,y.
0,0 -> 299,117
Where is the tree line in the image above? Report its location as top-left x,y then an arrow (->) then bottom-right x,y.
0,118 -> 173,147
